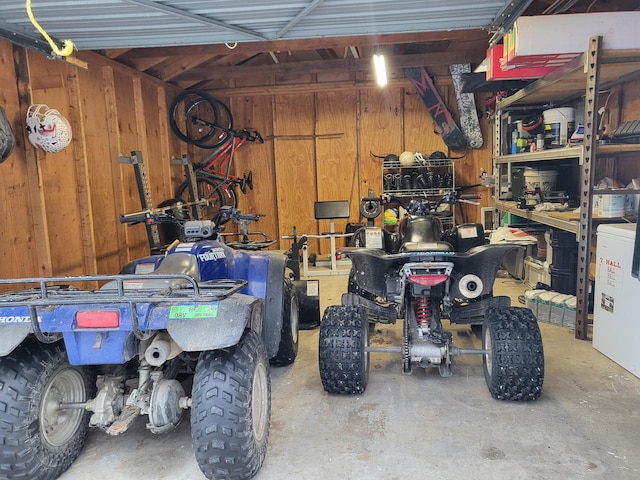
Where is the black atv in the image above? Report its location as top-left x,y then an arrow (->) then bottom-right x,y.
318,192 -> 544,401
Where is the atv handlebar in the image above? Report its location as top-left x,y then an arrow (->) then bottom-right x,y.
215,206 -> 264,224
381,189 -> 482,214
120,204 -> 265,240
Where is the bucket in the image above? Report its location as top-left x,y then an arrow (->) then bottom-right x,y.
597,194 -> 625,218
523,168 -> 558,192
549,229 -> 577,269
625,179 -> 640,214
543,107 -> 575,148
550,266 -> 576,295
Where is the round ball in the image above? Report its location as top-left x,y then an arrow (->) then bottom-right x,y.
399,151 -> 415,166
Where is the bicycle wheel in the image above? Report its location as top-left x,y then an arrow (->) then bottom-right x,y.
194,99 -> 234,149
169,90 -> 232,148
176,176 -> 236,220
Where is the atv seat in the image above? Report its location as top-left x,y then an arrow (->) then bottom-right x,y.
400,241 -> 453,253
101,253 -> 200,291
153,253 -> 200,280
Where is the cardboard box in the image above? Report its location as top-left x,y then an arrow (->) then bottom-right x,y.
504,12 -> 640,69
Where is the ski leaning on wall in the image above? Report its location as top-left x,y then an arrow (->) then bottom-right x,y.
450,63 -> 483,149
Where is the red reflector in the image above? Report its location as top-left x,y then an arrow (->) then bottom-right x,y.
409,274 -> 449,286
76,311 -> 120,328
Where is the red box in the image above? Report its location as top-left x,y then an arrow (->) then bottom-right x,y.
486,45 -> 559,81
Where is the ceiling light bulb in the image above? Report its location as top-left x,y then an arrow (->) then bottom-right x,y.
373,53 -> 387,87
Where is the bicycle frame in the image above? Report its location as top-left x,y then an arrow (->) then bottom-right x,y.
196,129 -> 261,189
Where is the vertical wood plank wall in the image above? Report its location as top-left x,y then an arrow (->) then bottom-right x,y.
0,41 -> 187,287
231,85 -> 495,256
1,38 -> 501,283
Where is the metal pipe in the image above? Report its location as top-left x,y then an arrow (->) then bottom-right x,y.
58,402 -> 91,410
365,346 -> 402,354
410,342 -> 444,359
145,336 -> 173,366
452,347 -> 490,355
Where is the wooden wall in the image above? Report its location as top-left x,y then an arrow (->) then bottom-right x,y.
229,83 -> 495,256
0,40 -> 187,287
1,38 -> 496,284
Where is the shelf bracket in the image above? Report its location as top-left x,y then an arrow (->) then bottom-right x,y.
575,36 -> 601,340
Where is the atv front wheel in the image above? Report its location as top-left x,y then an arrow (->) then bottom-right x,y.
0,340 -> 94,480
319,305 -> 369,394
482,307 -> 544,401
270,279 -> 299,367
191,330 -> 271,480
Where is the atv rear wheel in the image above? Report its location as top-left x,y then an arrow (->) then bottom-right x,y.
270,279 -> 299,367
482,307 -> 544,401
319,305 -> 369,394
0,340 -> 94,480
191,330 -> 271,480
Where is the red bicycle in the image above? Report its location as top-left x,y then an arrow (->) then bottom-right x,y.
170,90 -> 263,219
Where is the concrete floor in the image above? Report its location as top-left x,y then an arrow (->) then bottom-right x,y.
60,274 -> 640,480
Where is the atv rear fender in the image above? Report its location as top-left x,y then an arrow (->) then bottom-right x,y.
0,274 -> 261,364
344,243 -> 522,300
232,251 -> 289,359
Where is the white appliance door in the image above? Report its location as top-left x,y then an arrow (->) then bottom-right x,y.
593,224 -> 640,378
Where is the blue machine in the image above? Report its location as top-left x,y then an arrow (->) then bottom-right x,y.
0,206 -> 310,480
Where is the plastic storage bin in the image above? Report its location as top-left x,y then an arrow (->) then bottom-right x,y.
550,294 -> 572,325
524,168 -> 558,192
536,291 -> 561,323
563,296 -> 576,329
524,289 -> 546,318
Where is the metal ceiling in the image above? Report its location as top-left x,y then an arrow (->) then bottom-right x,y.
0,0 -> 516,50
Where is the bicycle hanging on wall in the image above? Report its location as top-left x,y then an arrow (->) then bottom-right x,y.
169,89 -> 263,219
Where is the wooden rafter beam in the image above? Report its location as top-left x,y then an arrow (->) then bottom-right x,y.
195,73 -> 457,97
103,29 -> 489,61
172,47 -> 487,83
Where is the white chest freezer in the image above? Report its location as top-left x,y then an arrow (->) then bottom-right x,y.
593,223 -> 640,378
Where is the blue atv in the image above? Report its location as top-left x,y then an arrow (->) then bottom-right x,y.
0,206 -> 306,480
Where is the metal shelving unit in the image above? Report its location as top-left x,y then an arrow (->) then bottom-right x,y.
382,157 -> 456,226
492,37 -> 640,340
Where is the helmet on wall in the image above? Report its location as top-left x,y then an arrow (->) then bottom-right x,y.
399,150 -> 414,166
26,104 -> 72,154
414,152 -> 426,165
384,153 -> 399,163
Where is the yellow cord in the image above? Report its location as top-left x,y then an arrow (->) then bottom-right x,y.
26,0 -> 75,57
165,239 -> 181,254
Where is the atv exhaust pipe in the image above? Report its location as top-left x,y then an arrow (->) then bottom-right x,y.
145,333 -> 181,366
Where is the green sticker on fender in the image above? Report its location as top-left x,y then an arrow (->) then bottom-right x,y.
169,304 -> 218,319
